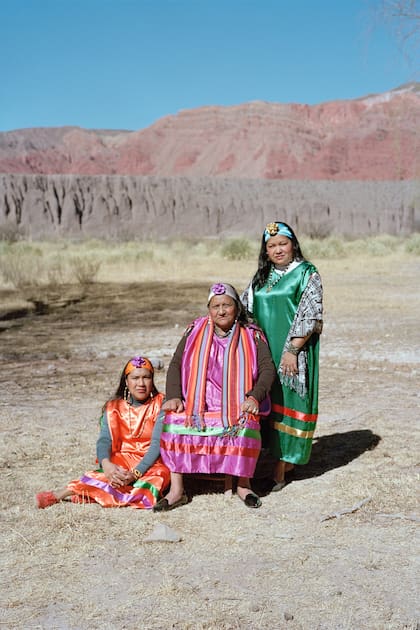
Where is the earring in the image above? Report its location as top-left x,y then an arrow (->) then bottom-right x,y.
124,386 -> 130,403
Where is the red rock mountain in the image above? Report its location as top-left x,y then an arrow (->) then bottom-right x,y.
0,84 -> 419,180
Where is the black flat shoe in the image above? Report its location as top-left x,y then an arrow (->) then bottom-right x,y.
153,493 -> 188,512
243,492 -> 262,509
271,479 -> 287,492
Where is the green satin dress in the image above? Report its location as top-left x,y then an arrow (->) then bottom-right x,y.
253,261 -> 321,465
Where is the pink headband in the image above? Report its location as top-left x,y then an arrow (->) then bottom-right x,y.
124,356 -> 154,376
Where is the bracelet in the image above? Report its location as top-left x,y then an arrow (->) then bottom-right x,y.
131,468 -> 142,480
286,342 -> 300,356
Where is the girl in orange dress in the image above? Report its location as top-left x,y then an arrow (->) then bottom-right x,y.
36,356 -> 170,509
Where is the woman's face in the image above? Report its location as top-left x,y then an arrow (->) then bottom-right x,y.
126,368 -> 154,402
208,295 -> 238,331
266,234 -> 294,267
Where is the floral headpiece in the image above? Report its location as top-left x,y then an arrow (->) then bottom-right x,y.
124,356 -> 154,375
264,222 -> 293,242
207,283 -> 239,305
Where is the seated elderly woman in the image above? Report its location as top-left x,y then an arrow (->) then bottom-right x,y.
154,282 -> 276,512
36,356 -> 170,509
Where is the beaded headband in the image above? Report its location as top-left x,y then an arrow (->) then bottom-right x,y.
207,283 -> 239,306
124,356 -> 154,376
264,222 -> 293,242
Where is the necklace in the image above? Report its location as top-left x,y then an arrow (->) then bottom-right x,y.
266,262 -> 292,292
214,324 -> 234,338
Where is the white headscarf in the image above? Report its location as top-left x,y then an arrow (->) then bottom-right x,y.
207,283 -> 239,306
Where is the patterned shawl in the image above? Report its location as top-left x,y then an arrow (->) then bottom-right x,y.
181,317 -> 257,430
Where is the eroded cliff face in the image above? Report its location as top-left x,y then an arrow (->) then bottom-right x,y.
1,85 -> 418,238
0,85 -> 418,181
0,173 -> 417,238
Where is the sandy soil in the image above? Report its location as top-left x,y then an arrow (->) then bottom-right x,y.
0,255 -> 419,630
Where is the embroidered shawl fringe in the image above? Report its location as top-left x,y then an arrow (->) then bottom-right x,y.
185,414 -> 207,431
279,366 -> 307,399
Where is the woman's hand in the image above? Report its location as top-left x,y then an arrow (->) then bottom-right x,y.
162,398 -> 185,413
241,396 -> 259,415
102,460 -> 131,487
280,352 -> 298,376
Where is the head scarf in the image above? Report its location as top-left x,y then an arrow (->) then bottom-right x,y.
264,222 -> 293,242
124,356 -> 154,376
207,283 -> 239,306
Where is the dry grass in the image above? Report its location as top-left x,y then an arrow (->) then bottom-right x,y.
0,240 -> 419,629
0,234 -> 418,291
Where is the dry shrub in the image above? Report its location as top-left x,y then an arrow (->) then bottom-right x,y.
405,232 -> 420,255
70,256 -> 101,285
301,236 -> 345,259
221,238 -> 254,260
0,249 -> 42,290
301,220 -> 333,239
0,223 -> 26,243
46,256 -> 68,287
362,234 -> 400,256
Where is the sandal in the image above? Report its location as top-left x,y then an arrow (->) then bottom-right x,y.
36,491 -> 59,509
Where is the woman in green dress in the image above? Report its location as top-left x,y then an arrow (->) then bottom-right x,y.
242,221 -> 323,490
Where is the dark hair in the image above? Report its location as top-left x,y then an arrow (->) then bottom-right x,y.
252,221 -> 305,290
115,359 -> 159,398
231,285 -> 249,327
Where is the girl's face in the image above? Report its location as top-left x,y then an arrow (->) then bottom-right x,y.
266,234 -> 294,267
126,368 -> 154,402
208,295 -> 238,331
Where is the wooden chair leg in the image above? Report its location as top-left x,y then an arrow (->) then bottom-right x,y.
224,475 -> 233,496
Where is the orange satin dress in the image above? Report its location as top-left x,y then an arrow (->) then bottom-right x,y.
67,393 -> 170,508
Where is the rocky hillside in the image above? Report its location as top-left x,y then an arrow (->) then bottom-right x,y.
1,174 -> 417,239
1,85 -> 419,238
0,84 -> 419,180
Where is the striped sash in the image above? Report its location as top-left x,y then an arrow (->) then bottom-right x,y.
181,317 -> 256,430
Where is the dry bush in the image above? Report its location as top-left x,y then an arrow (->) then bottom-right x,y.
405,232 -> 420,254
301,219 -> 333,239
46,256 -> 68,288
0,248 -> 42,290
301,236 -> 346,259
221,238 -> 255,260
362,234 -> 400,256
0,222 -> 26,243
69,256 -> 101,285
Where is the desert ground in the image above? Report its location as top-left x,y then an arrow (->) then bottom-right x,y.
0,248 -> 418,630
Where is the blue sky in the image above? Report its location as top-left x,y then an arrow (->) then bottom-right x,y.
1,0 -> 418,132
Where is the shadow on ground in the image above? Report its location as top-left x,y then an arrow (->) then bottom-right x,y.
292,429 -> 381,479
251,429 -> 381,496
179,430 -> 381,499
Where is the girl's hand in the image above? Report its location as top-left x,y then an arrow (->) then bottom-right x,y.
102,461 -> 129,487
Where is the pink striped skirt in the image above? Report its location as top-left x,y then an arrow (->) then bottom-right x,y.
160,411 -> 261,478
